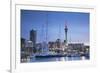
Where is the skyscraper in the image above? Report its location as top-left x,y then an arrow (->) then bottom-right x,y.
65,22 -> 68,44
30,29 -> 37,47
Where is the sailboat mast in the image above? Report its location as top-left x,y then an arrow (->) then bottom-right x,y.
46,12 -> 48,43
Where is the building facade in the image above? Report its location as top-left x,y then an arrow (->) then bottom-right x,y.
30,29 -> 37,48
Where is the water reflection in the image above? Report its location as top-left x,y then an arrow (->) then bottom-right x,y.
30,56 -> 88,62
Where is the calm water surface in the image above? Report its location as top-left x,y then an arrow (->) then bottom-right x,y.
30,56 -> 89,62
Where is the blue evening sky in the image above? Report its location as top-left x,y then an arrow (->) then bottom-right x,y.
21,10 -> 89,44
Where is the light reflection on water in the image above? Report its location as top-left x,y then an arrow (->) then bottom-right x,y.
30,56 -> 88,62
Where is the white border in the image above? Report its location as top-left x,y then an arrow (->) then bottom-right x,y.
11,3 -> 96,73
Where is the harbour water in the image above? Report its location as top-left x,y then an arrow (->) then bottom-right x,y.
21,49 -> 89,63
29,56 -> 89,62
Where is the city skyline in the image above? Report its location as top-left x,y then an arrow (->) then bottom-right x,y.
21,10 -> 90,45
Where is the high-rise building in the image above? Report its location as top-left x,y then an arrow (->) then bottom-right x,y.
21,37 -> 26,51
30,29 -> 37,47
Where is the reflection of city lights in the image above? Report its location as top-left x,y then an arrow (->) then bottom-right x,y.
81,56 -> 85,60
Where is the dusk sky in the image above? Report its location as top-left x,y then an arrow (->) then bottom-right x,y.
21,10 -> 89,45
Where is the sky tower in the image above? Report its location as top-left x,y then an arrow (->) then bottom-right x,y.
65,21 -> 68,44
